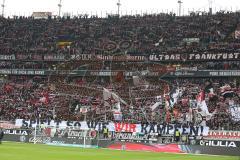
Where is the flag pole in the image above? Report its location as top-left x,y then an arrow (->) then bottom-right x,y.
34,120 -> 37,144
34,114 -> 40,145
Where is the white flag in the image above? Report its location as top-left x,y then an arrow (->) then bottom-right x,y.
103,88 -> 127,112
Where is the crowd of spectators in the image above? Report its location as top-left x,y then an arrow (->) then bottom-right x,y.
0,12 -> 240,132
0,74 -> 240,131
0,11 -> 240,58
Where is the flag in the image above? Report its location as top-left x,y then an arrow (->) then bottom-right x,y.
150,102 -> 161,111
80,97 -> 90,104
154,38 -> 163,46
57,41 -> 72,47
103,88 -> 127,112
39,91 -> 49,104
181,98 -> 189,106
173,108 -> 180,119
73,104 -> 80,113
80,106 -> 89,114
113,112 -> 122,121
154,42 -> 160,46
115,71 -> 124,82
132,71 -> 149,87
159,38 -> 163,43
165,110 -> 171,123
73,103 -> 90,114
91,97 -> 101,105
220,84 -> 231,92
186,107 -> 193,123
189,100 -> 197,108
196,91 -> 211,117
57,35 -> 73,47
235,30 -> 240,39
39,97 -> 47,103
112,102 -> 121,112
197,90 -> 205,102
133,76 -> 143,86
205,81 -> 214,97
220,84 -> 235,98
169,87 -> 182,107
222,90 -> 235,99
150,96 -> 162,111
103,88 -> 125,120
4,84 -> 13,93
163,84 -> 183,108
163,84 -> 170,109
229,104 -> 240,122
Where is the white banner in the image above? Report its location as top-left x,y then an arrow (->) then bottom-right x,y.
15,119 -> 209,136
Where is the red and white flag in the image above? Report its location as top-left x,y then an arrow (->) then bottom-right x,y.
113,112 -> 122,121
80,107 -> 88,114
103,88 -> 128,118
197,90 -> 205,102
103,88 -> 121,112
196,90 -> 211,118
39,91 -> 49,104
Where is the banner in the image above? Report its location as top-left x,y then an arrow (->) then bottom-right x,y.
176,66 -> 198,71
2,129 -> 32,143
0,121 -> 17,129
183,38 -> 200,43
90,71 -> 118,76
43,55 -> 65,61
15,119 -> 209,136
4,129 -> 31,136
166,70 -> 240,77
96,55 -> 145,62
1,68 -> 240,78
149,54 -> 181,61
90,71 -> 160,77
15,120 -> 110,130
149,52 -> 240,61
0,54 -> 15,60
199,140 -> 240,148
32,12 -> 52,19
71,54 -> 93,61
4,52 -> 240,62
205,130 -> 240,141
114,132 -> 158,143
0,69 -> 45,75
15,54 -> 43,60
51,129 -> 97,139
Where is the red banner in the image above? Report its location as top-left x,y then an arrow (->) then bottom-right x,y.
114,123 -> 137,132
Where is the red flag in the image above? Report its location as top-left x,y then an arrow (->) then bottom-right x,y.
4,84 -> 13,93
115,71 -> 124,82
197,90 -> 205,102
39,91 -> 49,104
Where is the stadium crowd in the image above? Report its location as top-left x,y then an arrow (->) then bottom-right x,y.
0,74 -> 240,131
0,11 -> 240,132
0,12 -> 240,57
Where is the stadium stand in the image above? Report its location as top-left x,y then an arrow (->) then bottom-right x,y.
0,11 -> 240,131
